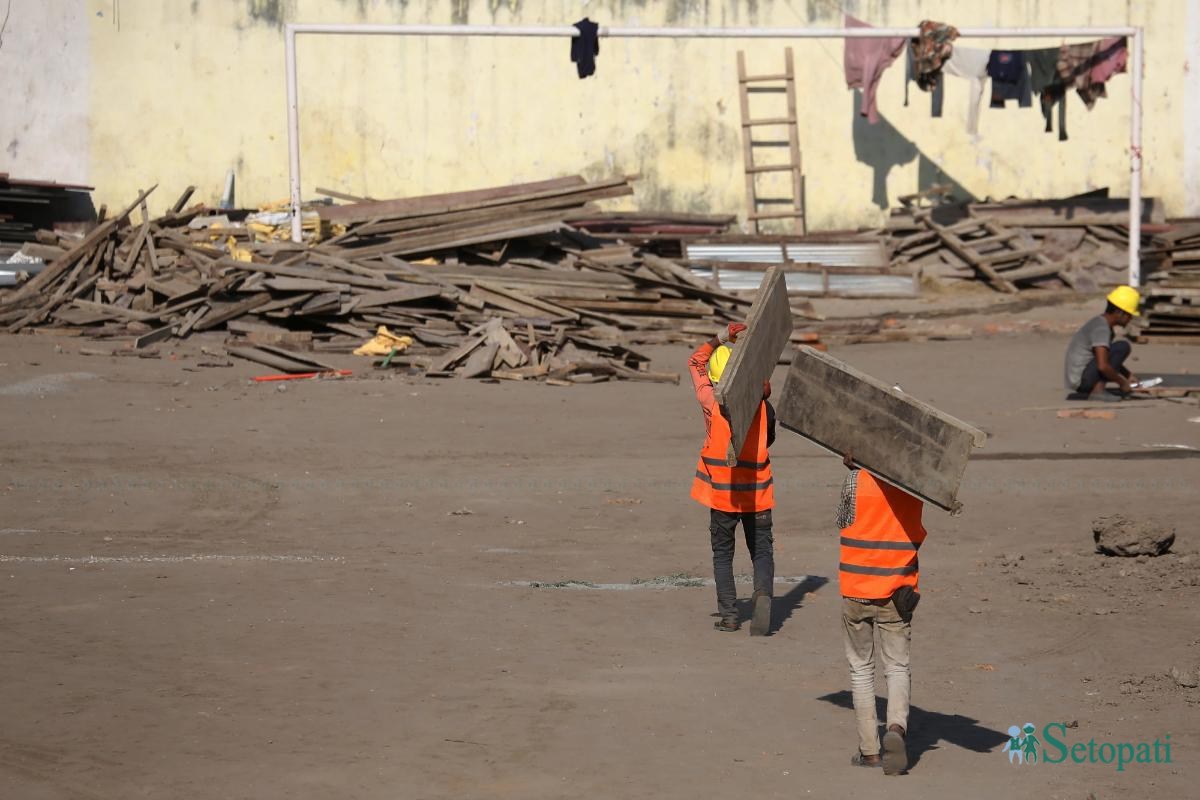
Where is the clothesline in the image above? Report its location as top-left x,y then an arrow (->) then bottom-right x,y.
848,17 -> 1130,140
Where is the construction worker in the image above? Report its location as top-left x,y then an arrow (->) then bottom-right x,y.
838,452 -> 926,776
1064,285 -> 1141,400
687,323 -> 776,635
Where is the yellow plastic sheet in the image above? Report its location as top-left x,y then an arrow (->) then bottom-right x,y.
353,325 -> 414,357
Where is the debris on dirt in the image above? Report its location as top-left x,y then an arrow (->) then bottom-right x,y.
1093,514 -> 1176,557
1056,408 -> 1116,420
1170,664 -> 1200,689
447,508 -> 474,516
631,572 -> 705,588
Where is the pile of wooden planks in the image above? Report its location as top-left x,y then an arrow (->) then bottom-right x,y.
1137,221 -> 1200,343
0,177 -> 757,382
0,174 -> 97,248
886,192 -> 1161,293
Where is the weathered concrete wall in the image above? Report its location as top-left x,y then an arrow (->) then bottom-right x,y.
0,0 -> 89,185
1,0 -> 1196,225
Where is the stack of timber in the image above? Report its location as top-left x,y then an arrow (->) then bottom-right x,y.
565,210 -> 736,258
1137,221 -> 1200,343
0,174 -> 97,249
0,177 -> 762,383
885,189 -> 1162,293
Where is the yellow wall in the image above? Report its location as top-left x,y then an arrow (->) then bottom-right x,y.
17,1 -> 1199,228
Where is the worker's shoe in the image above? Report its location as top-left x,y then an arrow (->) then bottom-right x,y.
749,590 -> 772,636
714,617 -> 741,632
881,724 -> 908,775
850,751 -> 882,768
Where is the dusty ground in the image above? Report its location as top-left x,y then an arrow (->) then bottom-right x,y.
0,295 -> 1197,799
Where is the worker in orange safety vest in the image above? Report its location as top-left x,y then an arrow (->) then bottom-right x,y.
837,451 -> 927,776
688,323 -> 776,635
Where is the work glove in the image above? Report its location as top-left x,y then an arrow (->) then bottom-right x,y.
718,322 -> 747,345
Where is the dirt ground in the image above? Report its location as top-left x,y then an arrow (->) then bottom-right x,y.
0,295 -> 1197,799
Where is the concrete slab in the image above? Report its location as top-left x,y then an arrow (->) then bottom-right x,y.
714,266 -> 793,457
777,345 -> 987,513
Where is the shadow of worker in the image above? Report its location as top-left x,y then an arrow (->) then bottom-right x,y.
816,690 -> 1011,770
850,90 -> 979,211
734,575 -> 829,634
852,90 -> 917,209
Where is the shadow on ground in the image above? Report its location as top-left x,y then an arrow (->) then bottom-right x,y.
817,690 -> 1011,771
732,575 -> 830,633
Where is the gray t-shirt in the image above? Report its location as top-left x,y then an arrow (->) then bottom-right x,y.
1064,315 -> 1113,389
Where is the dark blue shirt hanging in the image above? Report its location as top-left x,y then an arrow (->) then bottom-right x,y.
571,18 -> 600,79
987,50 -> 1032,108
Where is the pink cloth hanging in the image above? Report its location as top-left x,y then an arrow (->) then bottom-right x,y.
843,14 -> 907,124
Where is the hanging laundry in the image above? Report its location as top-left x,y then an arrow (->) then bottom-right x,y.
986,50 -> 1032,108
910,19 -> 959,90
571,17 -> 600,79
905,42 -> 944,117
1028,47 -> 1068,140
943,46 -> 990,136
1057,37 -> 1127,108
1090,36 -> 1128,85
843,14 -> 906,124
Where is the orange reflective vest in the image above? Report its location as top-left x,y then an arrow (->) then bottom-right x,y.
690,401 -> 774,513
838,471 -> 927,600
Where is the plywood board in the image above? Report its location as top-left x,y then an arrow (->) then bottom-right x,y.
777,346 -> 987,513
713,265 -> 793,456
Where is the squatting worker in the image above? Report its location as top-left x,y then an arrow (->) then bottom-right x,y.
687,323 -> 776,636
1064,285 -> 1141,401
838,452 -> 926,776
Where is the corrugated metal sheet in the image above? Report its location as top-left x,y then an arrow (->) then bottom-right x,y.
690,267 -> 915,297
686,241 -> 887,268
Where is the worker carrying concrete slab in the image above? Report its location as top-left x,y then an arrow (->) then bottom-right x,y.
687,323 -> 776,635
1064,285 -> 1141,401
838,451 -> 927,776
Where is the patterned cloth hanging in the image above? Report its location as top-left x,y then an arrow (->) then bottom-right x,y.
910,19 -> 959,91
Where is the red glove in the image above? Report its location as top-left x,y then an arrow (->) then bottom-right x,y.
719,323 -> 747,345
762,379 -> 772,399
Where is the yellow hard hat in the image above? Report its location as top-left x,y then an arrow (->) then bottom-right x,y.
708,344 -> 732,383
1106,285 -> 1141,316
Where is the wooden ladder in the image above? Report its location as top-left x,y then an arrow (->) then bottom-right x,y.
737,48 -> 806,235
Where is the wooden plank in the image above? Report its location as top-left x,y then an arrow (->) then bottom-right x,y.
169,185 -> 196,214
262,277 -> 346,292
231,259 -> 397,289
134,323 -> 178,348
777,346 -> 987,513
193,292 -> 271,331
228,346 -> 334,374
318,175 -> 589,224
713,265 -> 793,458
472,280 -> 581,321
69,299 -> 156,322
352,285 -> 445,310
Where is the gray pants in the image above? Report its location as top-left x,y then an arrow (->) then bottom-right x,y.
710,509 -> 774,622
842,598 -> 911,756
1078,339 -> 1131,394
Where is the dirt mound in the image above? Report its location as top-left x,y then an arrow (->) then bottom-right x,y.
1092,514 -> 1176,557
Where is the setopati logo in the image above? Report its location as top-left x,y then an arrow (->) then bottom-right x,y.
1003,722 -> 1173,771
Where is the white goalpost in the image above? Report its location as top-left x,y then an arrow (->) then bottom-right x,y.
284,23 -> 1145,285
